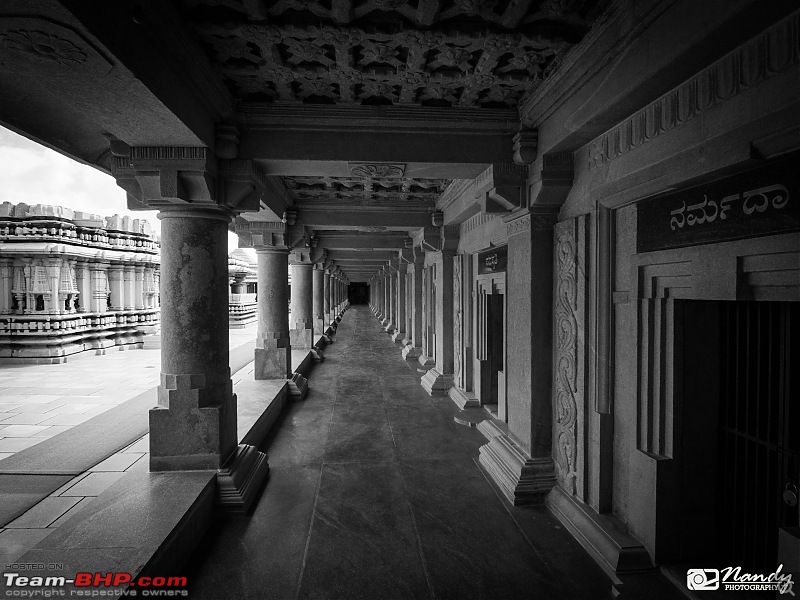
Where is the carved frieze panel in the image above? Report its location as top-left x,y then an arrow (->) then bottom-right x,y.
285,175 -> 450,204
174,0 -> 601,108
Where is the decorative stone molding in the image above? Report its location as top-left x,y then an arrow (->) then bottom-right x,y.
553,219 -> 580,493
0,17 -> 113,77
420,368 -> 454,396
588,11 -> 800,170
349,163 -> 405,178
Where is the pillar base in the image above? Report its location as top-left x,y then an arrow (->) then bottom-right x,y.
417,353 -> 435,367
311,346 -> 325,362
449,386 -> 480,409
421,368 -> 453,396
216,443 -> 270,515
288,373 -> 308,401
391,330 -> 406,344
149,374 -> 237,472
478,432 -> 556,505
402,345 -> 422,359
290,328 -> 314,350
254,345 -> 291,380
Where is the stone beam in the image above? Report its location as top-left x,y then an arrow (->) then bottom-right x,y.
298,207 -> 431,229
240,105 -> 517,176
316,232 -> 409,250
327,250 -> 397,262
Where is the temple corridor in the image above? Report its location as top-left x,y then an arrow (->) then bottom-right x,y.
184,305 -> 610,600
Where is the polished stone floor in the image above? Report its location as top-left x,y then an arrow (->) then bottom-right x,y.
184,305 -> 616,600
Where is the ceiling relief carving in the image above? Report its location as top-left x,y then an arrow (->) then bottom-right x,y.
285,176 -> 450,204
350,163 -> 405,178
174,0 -> 602,108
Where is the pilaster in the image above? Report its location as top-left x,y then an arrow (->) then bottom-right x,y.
477,206 -> 560,504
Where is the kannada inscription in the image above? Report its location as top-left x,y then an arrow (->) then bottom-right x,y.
478,245 -> 507,274
637,153 -> 799,253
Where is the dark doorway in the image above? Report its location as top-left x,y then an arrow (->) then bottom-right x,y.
676,301 -> 799,573
718,301 -> 799,573
348,283 -> 369,304
479,292 -> 504,414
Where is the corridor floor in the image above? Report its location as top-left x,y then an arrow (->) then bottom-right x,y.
185,305 -> 614,600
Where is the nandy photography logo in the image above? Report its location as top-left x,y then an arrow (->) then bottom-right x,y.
687,565 -> 795,595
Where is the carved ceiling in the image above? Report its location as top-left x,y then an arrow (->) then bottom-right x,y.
285,175 -> 450,204
174,0 -> 604,109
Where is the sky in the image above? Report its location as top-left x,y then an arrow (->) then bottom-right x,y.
0,126 -> 240,249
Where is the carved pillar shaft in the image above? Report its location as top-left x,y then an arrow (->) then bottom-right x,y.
395,265 -> 406,336
150,208 -> 237,471
255,247 -> 291,380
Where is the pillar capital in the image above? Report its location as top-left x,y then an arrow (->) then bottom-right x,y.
235,218 -> 290,250
111,146 -> 265,215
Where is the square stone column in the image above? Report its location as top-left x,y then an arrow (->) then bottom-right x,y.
421,251 -> 455,396
255,247 -> 291,380
478,209 -> 559,505
323,271 -> 331,325
312,265 -> 325,336
384,265 -> 396,332
391,262 -> 407,343
290,261 -> 314,349
402,256 -> 424,359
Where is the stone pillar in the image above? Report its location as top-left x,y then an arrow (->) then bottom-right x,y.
312,265 -> 325,336
231,277 -> 246,294
254,247 -> 291,380
392,262 -> 406,343
107,265 -> 124,310
90,263 -> 109,313
0,260 -> 12,314
421,251 -> 455,396
478,209 -> 559,504
150,208 -> 237,472
290,260 -> 314,349
45,259 -> 61,313
381,271 -> 390,325
134,265 -> 145,310
323,271 -> 331,327
384,266 -> 396,332
402,256 -> 424,359
123,265 -> 135,309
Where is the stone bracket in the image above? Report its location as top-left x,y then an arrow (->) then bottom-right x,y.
216,443 -> 270,515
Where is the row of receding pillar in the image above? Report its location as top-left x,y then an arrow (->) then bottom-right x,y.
255,247 -> 349,381
369,242 -> 451,396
